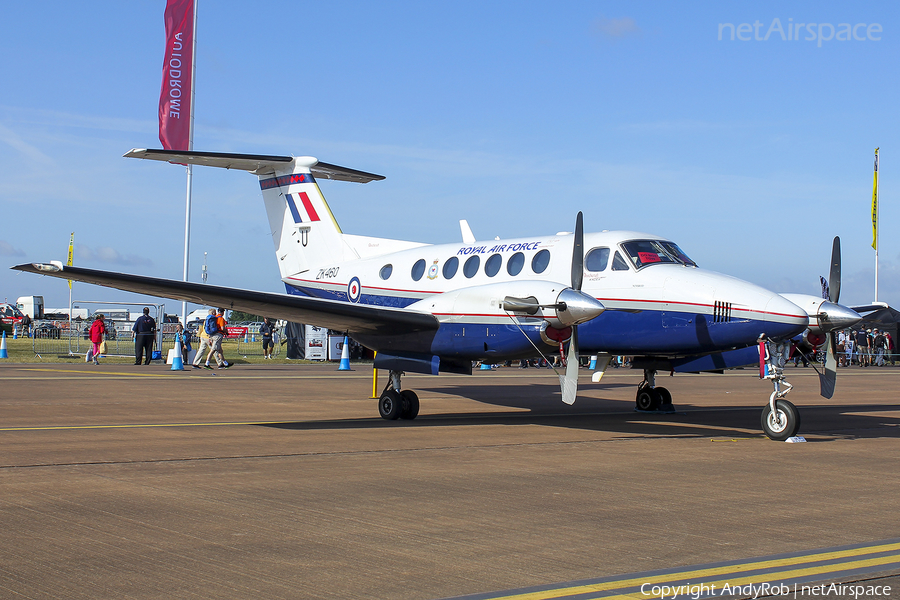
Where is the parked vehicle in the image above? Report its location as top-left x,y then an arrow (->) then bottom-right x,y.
16,296 -> 44,320
0,303 -> 25,327
82,320 -> 118,340
34,322 -> 61,339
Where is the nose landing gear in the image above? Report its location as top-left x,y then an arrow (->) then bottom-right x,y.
759,336 -> 801,441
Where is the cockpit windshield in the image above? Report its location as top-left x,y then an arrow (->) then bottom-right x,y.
659,241 -> 697,267
620,240 -> 697,269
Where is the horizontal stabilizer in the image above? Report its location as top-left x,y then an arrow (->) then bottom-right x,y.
124,149 -> 385,183
11,263 -> 436,335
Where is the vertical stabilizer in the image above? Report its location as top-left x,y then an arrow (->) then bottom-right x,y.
258,158 -> 354,279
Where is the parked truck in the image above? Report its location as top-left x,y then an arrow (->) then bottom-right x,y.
16,296 -> 44,320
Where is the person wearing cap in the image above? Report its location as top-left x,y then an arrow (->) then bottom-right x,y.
132,307 -> 157,365
873,328 -> 886,366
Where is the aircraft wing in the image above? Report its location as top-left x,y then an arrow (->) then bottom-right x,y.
10,263 -> 437,335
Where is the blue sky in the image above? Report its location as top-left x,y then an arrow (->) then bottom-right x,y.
1,1 -> 898,313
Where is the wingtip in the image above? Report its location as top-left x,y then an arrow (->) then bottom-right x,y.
10,261 -> 64,274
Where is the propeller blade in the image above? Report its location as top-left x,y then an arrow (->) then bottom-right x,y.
559,326 -> 579,405
571,212 -> 584,291
829,236 -> 841,304
819,332 -> 837,399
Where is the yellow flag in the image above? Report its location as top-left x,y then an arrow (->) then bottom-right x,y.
872,149 -> 879,250
67,232 -> 74,289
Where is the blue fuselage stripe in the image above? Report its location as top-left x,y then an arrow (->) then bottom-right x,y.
285,285 -> 790,361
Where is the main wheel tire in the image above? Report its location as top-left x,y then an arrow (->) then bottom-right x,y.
378,390 -> 403,420
656,386 -> 673,407
399,390 -> 420,420
761,399 -> 801,441
636,387 -> 661,411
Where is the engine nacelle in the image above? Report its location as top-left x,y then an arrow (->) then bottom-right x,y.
780,293 -> 861,335
407,280 -> 604,330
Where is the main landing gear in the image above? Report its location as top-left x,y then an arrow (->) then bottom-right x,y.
634,369 -> 675,412
759,337 -> 801,441
378,370 -> 419,421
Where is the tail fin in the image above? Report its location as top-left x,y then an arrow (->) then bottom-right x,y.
124,149 -> 384,279
258,162 -> 353,278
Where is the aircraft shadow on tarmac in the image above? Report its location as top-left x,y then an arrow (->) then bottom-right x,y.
260,381 -> 900,441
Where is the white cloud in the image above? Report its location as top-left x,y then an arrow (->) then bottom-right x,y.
0,121 -> 54,165
592,15 -> 641,39
0,240 -> 26,257
75,245 -> 153,268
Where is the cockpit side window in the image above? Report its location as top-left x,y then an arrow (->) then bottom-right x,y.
621,240 -> 678,269
585,247 -> 609,272
611,251 -> 630,271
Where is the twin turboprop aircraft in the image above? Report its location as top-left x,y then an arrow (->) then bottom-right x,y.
13,149 -> 865,440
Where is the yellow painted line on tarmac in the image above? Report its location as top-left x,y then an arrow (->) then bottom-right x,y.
16,368 -> 184,378
481,540 -> 900,600
11,368 -> 375,380
0,420 -> 295,432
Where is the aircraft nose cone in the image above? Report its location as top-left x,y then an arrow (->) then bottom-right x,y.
819,301 -> 862,332
555,288 -> 605,327
764,294 -> 809,339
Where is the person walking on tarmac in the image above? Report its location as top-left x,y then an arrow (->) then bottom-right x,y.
192,309 -> 216,369
87,313 -> 106,365
132,307 -> 157,365
260,317 -> 275,359
203,308 -> 231,369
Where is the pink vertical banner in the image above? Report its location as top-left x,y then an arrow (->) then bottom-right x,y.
158,0 -> 194,150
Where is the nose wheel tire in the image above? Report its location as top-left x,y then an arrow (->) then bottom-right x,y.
379,390 -> 403,420
761,399 -> 801,441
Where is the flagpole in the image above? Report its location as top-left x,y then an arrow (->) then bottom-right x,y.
181,0 -> 198,325
873,148 -> 880,302
67,233 -> 74,355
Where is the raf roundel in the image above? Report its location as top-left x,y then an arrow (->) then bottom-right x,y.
347,277 -> 362,303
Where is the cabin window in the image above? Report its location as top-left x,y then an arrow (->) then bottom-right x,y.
531,249 -> 550,273
442,256 -> 459,279
379,264 -> 393,280
507,252 -> 525,276
611,251 -> 630,271
411,259 -> 426,281
585,247 -> 609,272
464,255 -> 480,278
485,254 -> 502,277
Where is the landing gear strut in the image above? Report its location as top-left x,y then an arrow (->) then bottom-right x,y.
758,337 -> 801,440
378,370 -> 419,421
635,369 -> 674,412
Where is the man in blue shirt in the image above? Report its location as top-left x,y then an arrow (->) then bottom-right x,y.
132,307 -> 157,365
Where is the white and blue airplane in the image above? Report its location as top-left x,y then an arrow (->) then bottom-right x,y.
13,149 -> 865,440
